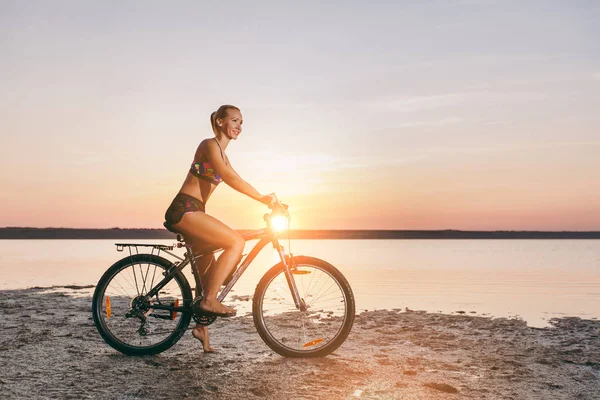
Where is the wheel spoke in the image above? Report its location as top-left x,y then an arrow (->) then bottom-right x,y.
256,261 -> 354,356
93,257 -> 191,355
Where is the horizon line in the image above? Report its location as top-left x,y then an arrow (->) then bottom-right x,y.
2,227 -> 599,233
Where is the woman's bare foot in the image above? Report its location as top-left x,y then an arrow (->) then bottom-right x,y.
199,297 -> 236,316
192,325 -> 215,353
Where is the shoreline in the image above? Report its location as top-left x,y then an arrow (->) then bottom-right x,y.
7,284 -> 598,329
1,287 -> 598,399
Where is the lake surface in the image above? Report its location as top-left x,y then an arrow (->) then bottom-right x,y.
1,239 -> 599,327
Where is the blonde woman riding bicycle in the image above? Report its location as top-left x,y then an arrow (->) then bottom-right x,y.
163,105 -> 277,352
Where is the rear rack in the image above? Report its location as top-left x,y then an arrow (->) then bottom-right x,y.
115,243 -> 174,252
115,243 -> 186,262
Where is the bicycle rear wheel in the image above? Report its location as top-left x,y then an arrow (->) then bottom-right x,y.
253,256 -> 355,357
92,254 -> 192,355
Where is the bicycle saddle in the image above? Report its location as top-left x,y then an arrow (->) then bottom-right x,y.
163,221 -> 178,233
163,222 -> 186,243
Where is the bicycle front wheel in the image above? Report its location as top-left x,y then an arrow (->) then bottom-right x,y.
253,256 -> 355,357
92,254 -> 192,356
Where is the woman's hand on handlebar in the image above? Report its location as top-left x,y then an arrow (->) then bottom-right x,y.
261,193 -> 289,214
260,193 -> 279,208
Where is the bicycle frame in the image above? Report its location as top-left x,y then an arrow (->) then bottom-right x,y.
114,222 -> 302,314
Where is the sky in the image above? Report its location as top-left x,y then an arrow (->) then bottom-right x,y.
1,0 -> 599,230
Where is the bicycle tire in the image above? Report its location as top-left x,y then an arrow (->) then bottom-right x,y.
253,256 -> 355,357
92,254 -> 193,356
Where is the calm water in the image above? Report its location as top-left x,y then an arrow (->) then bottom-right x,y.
1,239 -> 599,327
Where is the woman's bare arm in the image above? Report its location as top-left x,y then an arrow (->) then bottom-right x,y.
223,154 -> 243,181
202,139 -> 266,203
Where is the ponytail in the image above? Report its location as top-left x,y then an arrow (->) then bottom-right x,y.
210,111 -> 218,135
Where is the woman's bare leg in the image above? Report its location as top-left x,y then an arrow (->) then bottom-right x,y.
186,251 -> 216,351
173,211 -> 244,315
192,325 -> 215,352
189,251 -> 214,297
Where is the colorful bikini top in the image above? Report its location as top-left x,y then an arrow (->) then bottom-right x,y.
189,138 -> 226,185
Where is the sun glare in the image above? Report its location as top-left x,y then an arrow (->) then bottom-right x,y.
271,215 -> 289,232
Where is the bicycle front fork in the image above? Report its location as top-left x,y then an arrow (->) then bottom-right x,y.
276,245 -> 307,312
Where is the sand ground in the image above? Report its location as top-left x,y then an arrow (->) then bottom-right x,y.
0,287 -> 598,399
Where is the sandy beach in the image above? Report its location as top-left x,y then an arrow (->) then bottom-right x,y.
0,287 -> 598,400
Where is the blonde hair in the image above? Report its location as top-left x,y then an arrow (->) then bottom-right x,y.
210,105 -> 240,136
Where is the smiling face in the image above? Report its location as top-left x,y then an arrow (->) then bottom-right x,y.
217,109 -> 243,140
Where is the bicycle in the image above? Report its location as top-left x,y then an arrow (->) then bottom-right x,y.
91,201 -> 355,358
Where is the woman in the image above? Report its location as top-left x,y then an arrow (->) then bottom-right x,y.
164,104 -> 277,352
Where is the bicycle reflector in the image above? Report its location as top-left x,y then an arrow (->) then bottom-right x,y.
302,338 -> 324,348
106,296 -> 111,318
292,269 -> 311,275
171,299 -> 179,320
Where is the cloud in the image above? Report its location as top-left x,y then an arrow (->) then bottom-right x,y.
236,151 -> 337,173
361,90 -> 550,114
452,0 -> 497,4
237,151 -> 426,177
361,93 -> 468,113
426,141 -> 600,155
336,155 -> 429,170
45,148 -> 106,166
400,117 -> 464,127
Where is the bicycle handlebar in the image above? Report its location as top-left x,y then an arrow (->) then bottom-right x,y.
268,198 -> 289,214
270,201 -> 288,212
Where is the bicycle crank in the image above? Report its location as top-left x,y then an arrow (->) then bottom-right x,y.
191,297 -> 217,326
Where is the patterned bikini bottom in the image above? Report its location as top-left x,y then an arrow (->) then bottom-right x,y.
164,193 -> 206,226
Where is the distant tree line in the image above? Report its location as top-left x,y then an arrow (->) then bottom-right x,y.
1,227 -> 599,240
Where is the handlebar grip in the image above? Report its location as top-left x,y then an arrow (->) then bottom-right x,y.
269,201 -> 288,212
